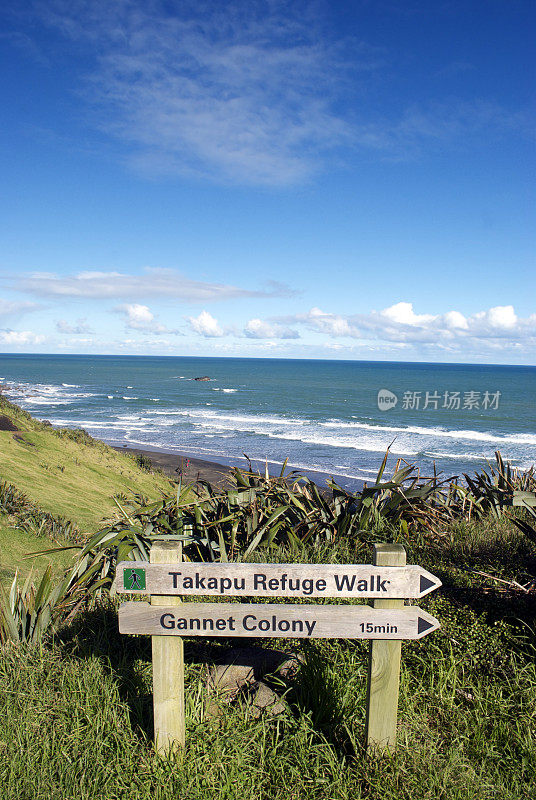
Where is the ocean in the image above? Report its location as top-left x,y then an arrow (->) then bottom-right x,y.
1,354 -> 535,490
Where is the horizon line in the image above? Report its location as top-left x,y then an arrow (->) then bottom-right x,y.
0,351 -> 534,369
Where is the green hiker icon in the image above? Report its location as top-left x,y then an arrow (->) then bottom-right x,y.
124,567 -> 146,591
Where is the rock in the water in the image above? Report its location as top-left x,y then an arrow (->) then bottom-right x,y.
194,376 -> 211,381
0,415 -> 19,432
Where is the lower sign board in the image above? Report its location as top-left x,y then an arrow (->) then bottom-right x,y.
118,601 -> 440,640
116,561 -> 441,599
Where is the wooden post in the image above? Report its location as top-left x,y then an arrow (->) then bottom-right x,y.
365,543 -> 406,755
150,540 -> 185,753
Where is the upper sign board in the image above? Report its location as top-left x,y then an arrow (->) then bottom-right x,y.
116,562 -> 441,599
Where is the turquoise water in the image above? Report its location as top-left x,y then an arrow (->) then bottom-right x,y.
1,354 -> 535,489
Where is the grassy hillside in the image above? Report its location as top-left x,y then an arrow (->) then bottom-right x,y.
1,528 -> 534,800
0,395 -> 175,585
1,396 -> 535,799
0,511 -> 73,584
0,396 -> 173,532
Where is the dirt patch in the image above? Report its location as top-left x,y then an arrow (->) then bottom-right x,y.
12,434 -> 35,446
0,415 -> 19,432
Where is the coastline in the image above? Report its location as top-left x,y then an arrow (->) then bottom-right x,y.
1,357 -> 535,483
108,441 -> 366,492
1,384 -> 367,492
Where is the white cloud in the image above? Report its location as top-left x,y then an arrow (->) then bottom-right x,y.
0,299 -> 39,319
306,308 -> 354,337
380,302 -> 435,326
15,268 -> 291,301
443,310 -> 468,330
323,341 -> 345,351
34,0 -> 363,186
117,303 -> 156,329
270,301 -> 536,353
486,305 -> 517,329
244,318 -> 299,339
351,99 -> 532,161
188,310 -> 224,338
18,2 -> 530,189
280,307 -> 360,338
56,317 -> 93,334
114,303 -> 182,335
0,329 -> 45,345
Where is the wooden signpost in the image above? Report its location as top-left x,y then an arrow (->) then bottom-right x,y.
119,601 -> 439,639
117,543 -> 441,755
512,490 -> 536,508
150,541 -> 185,753
117,561 -> 441,599
365,543 -> 406,754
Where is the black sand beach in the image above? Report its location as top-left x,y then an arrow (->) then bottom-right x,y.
110,442 -> 365,492
112,444 -> 234,487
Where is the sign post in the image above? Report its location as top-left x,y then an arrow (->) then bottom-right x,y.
117,543 -> 440,755
365,543 -> 405,755
150,541 -> 185,754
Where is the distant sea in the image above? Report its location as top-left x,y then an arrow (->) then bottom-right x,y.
1,354 -> 535,491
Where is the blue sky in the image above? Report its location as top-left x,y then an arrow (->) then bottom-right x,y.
0,0 -> 534,363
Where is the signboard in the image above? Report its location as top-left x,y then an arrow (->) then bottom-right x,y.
117,561 -> 441,599
512,490 -> 536,507
118,542 -> 441,755
118,601 -> 440,640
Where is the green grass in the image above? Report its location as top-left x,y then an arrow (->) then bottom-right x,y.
0,397 -> 173,533
0,512 -> 74,585
1,525 -> 535,800
1,397 -> 535,798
